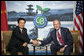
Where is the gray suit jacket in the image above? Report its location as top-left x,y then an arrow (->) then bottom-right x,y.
40,27 -> 73,49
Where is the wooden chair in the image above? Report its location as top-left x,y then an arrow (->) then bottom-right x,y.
57,31 -> 80,55
1,31 -> 23,55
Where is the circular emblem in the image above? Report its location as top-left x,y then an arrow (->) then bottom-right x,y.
33,14 -> 47,28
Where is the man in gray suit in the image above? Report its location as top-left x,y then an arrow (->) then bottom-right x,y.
32,19 -> 73,55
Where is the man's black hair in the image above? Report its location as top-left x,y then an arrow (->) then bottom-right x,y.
17,18 -> 26,23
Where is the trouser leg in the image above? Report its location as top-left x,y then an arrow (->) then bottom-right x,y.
50,44 -> 64,55
22,47 -> 29,55
64,47 -> 72,55
50,46 -> 57,55
11,47 -> 18,55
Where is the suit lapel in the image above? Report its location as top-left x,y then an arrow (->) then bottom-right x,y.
16,26 -> 21,33
53,29 -> 58,42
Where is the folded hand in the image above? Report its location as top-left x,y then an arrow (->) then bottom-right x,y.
22,42 -> 28,47
59,46 -> 65,52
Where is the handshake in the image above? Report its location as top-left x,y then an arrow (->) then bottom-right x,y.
31,40 -> 40,46
22,40 -> 40,47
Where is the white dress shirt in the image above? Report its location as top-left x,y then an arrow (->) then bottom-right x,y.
20,28 -> 23,33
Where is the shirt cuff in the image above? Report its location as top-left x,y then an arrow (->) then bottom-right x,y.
30,39 -> 33,43
38,41 -> 41,45
65,45 -> 68,47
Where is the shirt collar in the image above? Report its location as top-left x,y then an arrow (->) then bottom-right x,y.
20,28 -> 23,31
56,28 -> 61,32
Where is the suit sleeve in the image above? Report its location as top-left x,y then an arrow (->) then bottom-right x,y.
66,29 -> 73,47
25,30 -> 30,43
40,31 -> 53,46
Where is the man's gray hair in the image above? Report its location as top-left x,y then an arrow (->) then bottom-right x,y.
53,19 -> 61,24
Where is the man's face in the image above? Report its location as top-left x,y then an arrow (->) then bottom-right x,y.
53,20 -> 61,30
18,20 -> 25,29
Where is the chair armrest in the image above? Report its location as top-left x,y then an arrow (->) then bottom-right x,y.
73,42 -> 75,54
3,41 -> 7,54
4,48 -> 6,54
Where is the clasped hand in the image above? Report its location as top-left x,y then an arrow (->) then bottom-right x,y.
32,40 -> 39,46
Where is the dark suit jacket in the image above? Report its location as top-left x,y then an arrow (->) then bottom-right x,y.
7,26 -> 30,50
40,27 -> 73,49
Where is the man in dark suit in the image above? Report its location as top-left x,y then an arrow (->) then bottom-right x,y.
32,19 -> 73,55
6,18 -> 30,55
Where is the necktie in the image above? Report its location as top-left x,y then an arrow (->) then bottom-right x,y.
21,29 -> 23,34
57,31 -> 65,46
